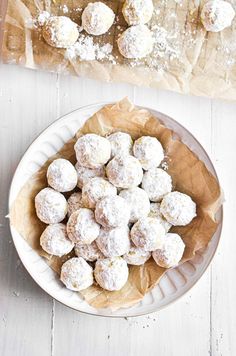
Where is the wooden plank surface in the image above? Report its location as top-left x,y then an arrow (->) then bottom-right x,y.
0,64 -> 235,356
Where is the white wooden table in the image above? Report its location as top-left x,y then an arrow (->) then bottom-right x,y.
0,63 -> 235,356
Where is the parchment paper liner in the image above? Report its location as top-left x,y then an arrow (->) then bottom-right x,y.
9,98 -> 222,310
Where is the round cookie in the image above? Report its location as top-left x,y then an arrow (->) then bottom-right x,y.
123,243 -> 151,265
107,132 -> 133,158
131,217 -> 165,251
160,191 -> 196,226
82,2 -> 115,35
67,192 -> 83,217
142,168 -> 172,202
74,241 -> 104,262
96,226 -> 130,257
94,257 -> 129,291
119,187 -> 150,223
60,257 -> 93,291
67,208 -> 100,244
201,0 -> 235,32
82,177 -> 117,209
40,223 -> 74,256
75,163 -> 105,189
47,158 -> 77,193
133,136 -> 164,170
74,134 -> 111,169
152,233 -> 185,268
35,187 -> 67,224
106,155 -> 143,189
122,0 -> 154,25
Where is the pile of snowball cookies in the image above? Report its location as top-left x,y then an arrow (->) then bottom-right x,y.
40,0 -> 235,59
35,132 -> 197,292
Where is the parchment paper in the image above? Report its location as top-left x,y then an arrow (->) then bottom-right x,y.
9,98 -> 221,310
1,0 -> 236,100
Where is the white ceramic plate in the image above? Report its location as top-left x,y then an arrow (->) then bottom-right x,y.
8,102 -> 223,317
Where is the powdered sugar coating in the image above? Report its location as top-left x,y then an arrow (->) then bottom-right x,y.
149,203 -> 172,232
75,162 -> 105,189
35,187 -> 67,224
82,177 -> 117,209
67,192 -> 83,217
74,241 -> 104,262
131,217 -> 165,251
119,187 -> 150,223
95,195 -> 131,228
47,158 -> 77,192
74,134 -> 111,169
40,223 -> 74,256
82,2 -> 115,36
133,136 -> 164,170
123,243 -> 151,265
201,0 -> 235,32
94,257 -> 129,291
107,132 -> 133,158
67,208 -> 100,244
160,191 -> 196,226
60,257 -> 93,291
117,24 -> 154,59
122,0 -> 154,26
152,233 -> 185,268
42,16 -> 79,48
142,168 -> 172,202
106,155 -> 143,189
96,226 -> 130,257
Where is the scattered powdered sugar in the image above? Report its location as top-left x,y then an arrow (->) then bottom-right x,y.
61,4 -> 69,14
37,11 -> 50,26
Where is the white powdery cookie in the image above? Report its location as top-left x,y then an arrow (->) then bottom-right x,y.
95,195 -> 131,228
42,16 -> 79,48
201,0 -> 235,32
94,257 -> 129,291
67,192 -> 83,217
35,187 -> 67,224
47,158 -> 78,193
123,243 -> 151,265
40,223 -> 74,256
117,24 -> 154,59
122,0 -> 154,25
74,241 -> 104,262
75,162 -> 105,189
149,203 -> 172,232
160,191 -> 197,226
82,1 -> 115,35
106,155 -> 143,189
119,187 -> 150,223
82,177 -> 117,209
133,136 -> 164,170
107,132 -> 133,158
74,134 -> 111,169
96,226 -> 130,257
152,233 -> 185,268
142,168 -> 172,202
67,208 -> 100,244
60,257 -> 94,291
131,217 -> 165,251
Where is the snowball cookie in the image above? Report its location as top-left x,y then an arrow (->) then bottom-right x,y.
107,132 -> 133,158
133,136 -> 164,170
96,226 -> 130,257
152,233 -> 185,268
82,177 -> 117,209
106,155 -> 143,189
60,257 -> 93,291
82,2 -> 115,36
74,241 -> 104,262
67,208 -> 100,244
95,195 -> 131,228
40,223 -> 74,256
94,257 -> 129,291
67,192 -> 83,217
75,162 -> 105,189
74,134 -> 111,169
149,203 -> 172,232
35,187 -> 67,224
201,0 -> 235,32
142,168 -> 172,202
122,0 -> 154,25
119,187 -> 150,223
160,191 -> 197,226
131,217 -> 165,251
123,243 -> 151,265
47,158 -> 77,193
117,24 -> 154,59
42,16 -> 79,48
